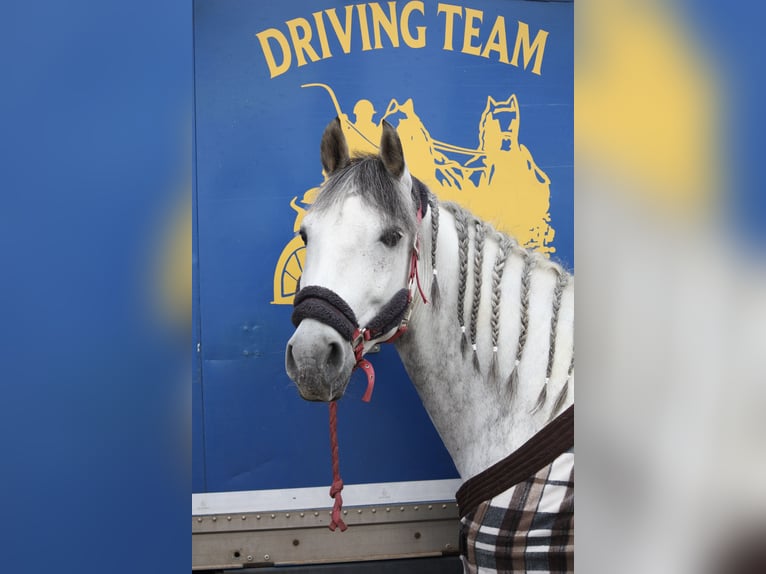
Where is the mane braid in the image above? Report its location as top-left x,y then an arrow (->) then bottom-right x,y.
507,250 -> 536,400
547,268 -> 569,378
549,345 -> 574,422
428,193 -> 441,308
489,234 -> 513,384
531,267 -> 569,414
469,219 -> 486,373
449,205 -> 471,355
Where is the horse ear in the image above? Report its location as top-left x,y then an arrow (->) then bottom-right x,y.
380,119 -> 405,178
320,117 -> 350,175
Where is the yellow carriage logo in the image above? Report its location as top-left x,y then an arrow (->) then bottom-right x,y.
272,83 -> 554,305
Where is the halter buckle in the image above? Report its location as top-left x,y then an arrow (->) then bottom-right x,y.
351,328 -> 366,353
400,303 -> 414,331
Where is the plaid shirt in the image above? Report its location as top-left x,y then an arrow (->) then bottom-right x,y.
457,406 -> 574,573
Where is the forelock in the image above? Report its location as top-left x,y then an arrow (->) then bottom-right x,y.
312,155 -> 417,233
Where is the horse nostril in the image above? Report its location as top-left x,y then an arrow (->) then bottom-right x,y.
327,341 -> 343,372
286,343 -> 297,373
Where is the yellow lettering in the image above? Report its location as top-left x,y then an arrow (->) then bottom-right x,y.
437,3 -> 462,51
356,4 -> 373,51
285,18 -> 320,67
462,7 -> 482,56
401,1 -> 426,48
255,28 -> 292,79
481,15 -> 509,63
510,21 -> 548,75
325,6 -> 355,54
370,2 -> 399,49
312,11 -> 332,59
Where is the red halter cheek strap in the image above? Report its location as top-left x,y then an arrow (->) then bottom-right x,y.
349,203 -> 428,403
326,204 -> 428,532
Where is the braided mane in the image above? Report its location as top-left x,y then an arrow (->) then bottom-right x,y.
438,199 -> 574,420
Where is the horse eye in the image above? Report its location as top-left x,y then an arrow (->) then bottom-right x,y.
299,229 -> 308,245
380,228 -> 402,247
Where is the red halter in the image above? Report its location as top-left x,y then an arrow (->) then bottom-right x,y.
291,183 -> 429,402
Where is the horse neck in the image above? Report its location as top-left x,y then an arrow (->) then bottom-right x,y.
394,202 -> 575,480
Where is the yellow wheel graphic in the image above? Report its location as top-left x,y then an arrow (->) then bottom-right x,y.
272,235 -> 305,305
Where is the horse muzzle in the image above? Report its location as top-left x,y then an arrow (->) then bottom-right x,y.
285,319 -> 355,402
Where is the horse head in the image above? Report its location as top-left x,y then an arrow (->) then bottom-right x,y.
479,94 -> 520,152
285,117 -> 426,401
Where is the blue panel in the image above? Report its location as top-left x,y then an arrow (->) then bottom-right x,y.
193,0 -> 572,492
201,346 -> 456,491
192,105 -> 207,493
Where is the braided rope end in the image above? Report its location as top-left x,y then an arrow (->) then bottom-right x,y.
329,480 -> 347,532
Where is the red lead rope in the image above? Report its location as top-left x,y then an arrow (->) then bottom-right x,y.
353,334 -> 376,404
327,343 -> 374,531
328,401 -> 347,531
